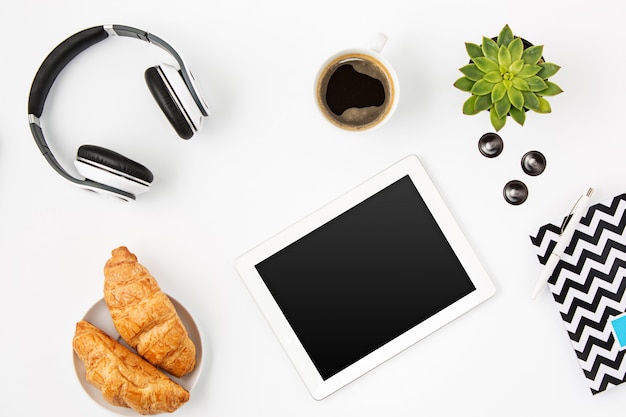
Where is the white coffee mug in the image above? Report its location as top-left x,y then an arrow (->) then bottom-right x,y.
315,33 -> 399,132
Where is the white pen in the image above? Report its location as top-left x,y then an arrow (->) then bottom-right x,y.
530,187 -> 594,299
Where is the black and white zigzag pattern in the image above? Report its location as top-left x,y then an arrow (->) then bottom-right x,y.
530,193 -> 626,394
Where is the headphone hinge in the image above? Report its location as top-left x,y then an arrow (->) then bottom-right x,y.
28,114 -> 41,127
109,24 -> 149,42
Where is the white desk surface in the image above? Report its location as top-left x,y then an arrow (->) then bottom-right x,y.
2,1 -> 625,415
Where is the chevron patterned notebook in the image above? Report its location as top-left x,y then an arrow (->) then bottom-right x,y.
530,193 -> 626,394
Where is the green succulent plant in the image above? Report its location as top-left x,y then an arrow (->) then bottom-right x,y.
454,24 -> 563,131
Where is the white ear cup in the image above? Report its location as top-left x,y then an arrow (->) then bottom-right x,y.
155,63 -> 205,133
75,157 -> 151,197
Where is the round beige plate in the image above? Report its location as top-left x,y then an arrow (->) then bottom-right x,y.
73,295 -> 204,415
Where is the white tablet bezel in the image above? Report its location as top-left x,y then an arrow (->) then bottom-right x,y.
234,154 -> 495,400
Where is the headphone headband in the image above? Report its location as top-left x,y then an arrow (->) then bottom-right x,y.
28,25 -> 209,118
28,26 -> 107,117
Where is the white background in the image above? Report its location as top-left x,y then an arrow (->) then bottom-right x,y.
1,1 -> 625,415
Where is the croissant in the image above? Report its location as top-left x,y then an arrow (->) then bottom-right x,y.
103,246 -> 196,377
72,320 -> 189,415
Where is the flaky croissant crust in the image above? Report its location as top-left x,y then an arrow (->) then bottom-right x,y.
72,320 -> 189,415
104,246 -> 196,378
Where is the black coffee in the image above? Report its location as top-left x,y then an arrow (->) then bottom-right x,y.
317,53 -> 394,131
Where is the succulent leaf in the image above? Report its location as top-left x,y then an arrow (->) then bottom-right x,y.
502,79 -> 513,89
483,71 -> 502,83
508,87 -> 525,110
491,82 -> 507,102
465,42 -> 484,59
497,24 -> 514,47
494,94 -> 511,119
522,45 -> 544,64
460,64 -> 485,81
453,76 -> 476,92
473,57 -> 499,73
508,59 -> 524,75
526,76 -> 548,92
512,77 -> 530,91
490,108 -> 507,131
481,37 -> 499,61
508,38 -> 524,61
538,81 -> 563,96
522,91 -> 540,110
509,106 -> 526,126
471,79 -> 495,95
475,94 -> 492,112
536,96 -> 552,113
517,64 -> 542,78
463,96 -> 480,115
498,45 -> 512,68
537,62 -> 561,79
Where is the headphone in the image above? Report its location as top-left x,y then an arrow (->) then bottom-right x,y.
27,24 -> 210,201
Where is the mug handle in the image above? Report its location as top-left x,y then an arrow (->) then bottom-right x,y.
371,32 -> 388,53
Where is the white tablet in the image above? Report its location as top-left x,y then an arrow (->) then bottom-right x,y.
235,154 -> 495,400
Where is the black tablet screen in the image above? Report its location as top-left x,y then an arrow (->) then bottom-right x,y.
255,175 -> 476,380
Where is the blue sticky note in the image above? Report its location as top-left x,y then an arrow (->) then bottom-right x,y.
611,314 -> 626,348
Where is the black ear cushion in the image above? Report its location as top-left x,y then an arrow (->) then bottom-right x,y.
145,66 -> 194,140
77,145 -> 154,183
